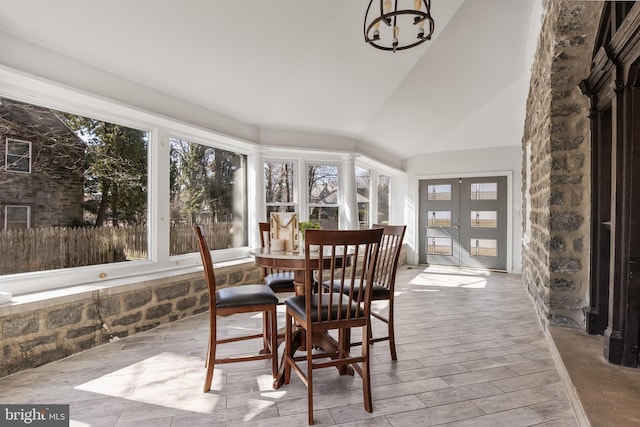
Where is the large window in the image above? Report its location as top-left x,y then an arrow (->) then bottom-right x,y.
0,79 -> 395,296
0,96 -> 149,276
377,174 -> 390,224
169,137 -> 247,254
5,138 -> 31,173
265,160 -> 296,217
356,166 -> 390,228
307,163 -> 339,229
356,166 -> 371,229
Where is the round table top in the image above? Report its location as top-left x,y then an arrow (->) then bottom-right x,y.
248,246 -> 349,259
248,246 -> 319,273
248,246 -> 307,260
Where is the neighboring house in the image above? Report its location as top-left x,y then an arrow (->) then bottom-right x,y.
0,98 -> 85,230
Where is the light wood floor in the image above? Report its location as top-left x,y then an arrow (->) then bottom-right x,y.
0,265 -> 577,426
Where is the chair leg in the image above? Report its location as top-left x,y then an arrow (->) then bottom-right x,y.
306,324 -> 314,425
361,324 -> 373,413
284,311 -> 292,384
338,328 -> 350,375
387,303 -> 397,361
205,336 -> 210,368
204,314 -> 216,393
262,311 -> 268,352
270,308 -> 278,378
205,312 -> 212,368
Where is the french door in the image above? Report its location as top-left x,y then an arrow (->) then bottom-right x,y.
418,176 -> 507,270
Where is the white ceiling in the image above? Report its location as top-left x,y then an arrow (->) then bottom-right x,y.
0,0 -> 541,164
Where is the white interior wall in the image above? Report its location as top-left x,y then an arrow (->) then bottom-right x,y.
405,145 -> 523,273
1,25 -> 526,276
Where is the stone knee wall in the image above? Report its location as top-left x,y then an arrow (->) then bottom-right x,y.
522,0 -> 602,329
0,261 -> 262,378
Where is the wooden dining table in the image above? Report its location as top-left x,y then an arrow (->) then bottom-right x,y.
248,246 -> 354,388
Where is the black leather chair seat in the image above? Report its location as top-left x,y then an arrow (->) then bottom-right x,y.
216,284 -> 278,308
264,271 -> 295,292
285,294 -> 364,322
323,279 -> 390,300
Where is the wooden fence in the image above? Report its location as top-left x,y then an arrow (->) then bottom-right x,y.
0,223 -> 233,275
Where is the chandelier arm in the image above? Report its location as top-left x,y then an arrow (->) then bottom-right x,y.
364,0 -> 374,40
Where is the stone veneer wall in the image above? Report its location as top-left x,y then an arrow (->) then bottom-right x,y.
0,247 -> 408,379
0,261 -> 263,378
522,0 -> 602,329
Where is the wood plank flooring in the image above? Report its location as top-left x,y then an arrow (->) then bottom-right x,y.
0,265 -> 577,426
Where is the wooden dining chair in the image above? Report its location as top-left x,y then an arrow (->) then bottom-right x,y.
357,224 -> 406,359
323,224 -> 405,360
283,228 -> 383,425
259,221 -> 295,293
194,225 -> 279,393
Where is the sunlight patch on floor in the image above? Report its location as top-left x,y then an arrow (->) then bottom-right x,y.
408,269 -> 488,289
73,352 -> 244,414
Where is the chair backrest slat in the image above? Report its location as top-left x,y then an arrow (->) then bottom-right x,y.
372,224 -> 406,291
258,222 -> 270,247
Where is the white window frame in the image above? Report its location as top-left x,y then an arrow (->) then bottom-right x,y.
356,165 -> 372,229
0,69 -> 402,296
4,205 -> 31,230
0,72 -> 255,296
355,161 -> 393,228
264,158 -> 298,217
376,172 -> 391,225
5,138 -> 32,173
306,161 -> 341,227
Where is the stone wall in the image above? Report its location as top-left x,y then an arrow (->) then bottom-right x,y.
522,0 -> 602,329
0,261 -> 263,378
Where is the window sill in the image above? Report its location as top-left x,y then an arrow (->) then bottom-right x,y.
0,256 -> 254,317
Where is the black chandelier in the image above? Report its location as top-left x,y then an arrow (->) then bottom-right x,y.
364,0 -> 435,52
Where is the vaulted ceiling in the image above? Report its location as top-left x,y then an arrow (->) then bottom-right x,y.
0,0 -> 542,165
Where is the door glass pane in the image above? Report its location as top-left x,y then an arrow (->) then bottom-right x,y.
469,239 -> 497,257
427,237 -> 452,255
470,211 -> 497,228
427,184 -> 451,201
470,182 -> 497,200
427,211 -> 451,227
